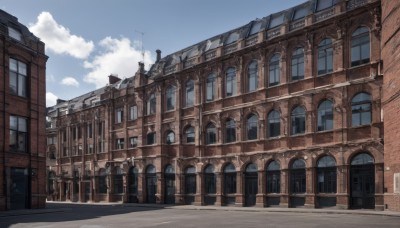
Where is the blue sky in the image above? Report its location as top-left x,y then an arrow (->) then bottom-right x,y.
1,0 -> 305,106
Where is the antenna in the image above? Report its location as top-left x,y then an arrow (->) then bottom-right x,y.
135,30 -> 145,63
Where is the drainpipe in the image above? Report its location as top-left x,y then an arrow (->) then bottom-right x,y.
2,32 -> 7,210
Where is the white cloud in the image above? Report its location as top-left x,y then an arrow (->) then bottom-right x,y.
29,12 -> 94,59
83,37 -> 153,88
46,92 -> 58,107
60,77 -> 79,87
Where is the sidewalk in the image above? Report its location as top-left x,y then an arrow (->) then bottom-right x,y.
2,201 -> 400,218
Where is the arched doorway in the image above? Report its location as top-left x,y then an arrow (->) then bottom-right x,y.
128,167 -> 138,203
244,163 -> 258,206
350,153 -> 375,209
290,159 -> 306,207
223,163 -> 236,206
316,156 -> 337,207
184,166 -> 196,204
164,165 -> 175,204
146,165 -> 157,203
204,165 -> 216,205
266,161 -> 280,206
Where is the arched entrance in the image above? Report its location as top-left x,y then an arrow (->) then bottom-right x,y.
128,167 -> 138,203
184,166 -> 196,204
146,165 -> 157,203
204,165 -> 216,205
244,163 -> 258,206
223,163 -> 236,206
350,153 -> 375,209
290,159 -> 306,207
164,165 -> 175,204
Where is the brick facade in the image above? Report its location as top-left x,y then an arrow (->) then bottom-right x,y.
381,0 -> 400,211
47,0 -> 388,210
0,10 -> 47,210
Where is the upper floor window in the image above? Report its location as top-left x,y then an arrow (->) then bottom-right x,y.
268,110 -> 280,138
247,61 -> 258,92
185,126 -> 195,144
206,123 -> 217,145
291,106 -> 306,135
8,27 -> 22,41
206,73 -> 216,102
291,48 -> 304,81
166,85 -> 176,111
247,114 -> 258,140
185,80 -> 194,107
115,107 -> 123,123
351,26 -> 370,67
87,123 -> 92,138
226,67 -> 236,97
147,93 -> 156,115
269,54 -> 280,86
166,131 -> 175,144
317,100 -> 333,131
130,105 -> 138,120
318,38 -> 333,75
116,138 -> 124,150
225,119 -> 236,143
147,132 -> 156,145
9,58 -> 27,97
351,92 -> 371,126
316,0 -> 336,11
9,116 -> 27,153
129,137 -> 138,148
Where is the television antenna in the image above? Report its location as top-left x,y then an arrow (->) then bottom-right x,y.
135,30 -> 145,63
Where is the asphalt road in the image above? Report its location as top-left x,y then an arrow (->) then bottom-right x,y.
2,204 -> 400,228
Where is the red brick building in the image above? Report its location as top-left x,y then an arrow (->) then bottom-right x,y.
47,0 -> 390,210
381,0 -> 400,212
0,10 -> 48,210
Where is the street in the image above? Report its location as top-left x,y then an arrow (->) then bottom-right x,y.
1,203 -> 400,228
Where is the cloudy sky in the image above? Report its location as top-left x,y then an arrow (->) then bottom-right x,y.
1,0 -> 304,107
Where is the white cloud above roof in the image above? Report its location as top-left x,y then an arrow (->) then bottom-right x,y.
46,92 -> 58,107
60,77 -> 79,87
29,12 -> 94,59
83,37 -> 152,88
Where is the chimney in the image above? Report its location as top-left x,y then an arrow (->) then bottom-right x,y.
108,74 -> 121,84
156,49 -> 161,62
138,62 -> 145,73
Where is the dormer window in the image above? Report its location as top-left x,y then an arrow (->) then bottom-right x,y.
8,27 -> 22,41
316,0 -> 337,12
269,14 -> 284,29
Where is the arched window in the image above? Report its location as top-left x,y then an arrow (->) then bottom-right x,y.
318,38 -> 333,75
247,114 -> 258,140
185,166 -> 196,194
351,26 -> 370,67
185,80 -> 194,107
166,131 -> 175,144
351,153 -> 374,165
269,54 -> 280,86
206,123 -> 217,145
147,93 -> 156,115
98,168 -> 107,194
206,73 -> 216,102
268,110 -> 280,138
351,92 -> 371,126
128,167 -> 138,195
248,61 -> 258,92
166,85 -> 176,111
317,156 -> 336,193
185,126 -> 195,144
226,67 -> 236,97
291,48 -> 304,81
266,161 -> 280,193
113,167 -> 123,194
291,106 -> 306,135
204,165 -> 216,194
290,159 -> 306,194
225,119 -> 236,143
317,100 -> 333,131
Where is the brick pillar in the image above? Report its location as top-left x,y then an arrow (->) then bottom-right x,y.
174,171 -> 184,205
137,172 -> 144,203
256,170 -> 266,207
336,165 -> 349,209
235,171 -> 244,207
215,172 -> 222,206
195,172 -> 204,206
305,167 -> 315,208
280,169 -> 289,207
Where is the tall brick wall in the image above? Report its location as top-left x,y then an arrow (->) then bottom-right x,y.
381,0 -> 400,211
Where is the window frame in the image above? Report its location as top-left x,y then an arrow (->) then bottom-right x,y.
166,85 -> 176,111
316,156 -> 337,193
247,60 -> 258,92
317,38 -> 333,76
147,93 -> 156,115
291,48 -> 305,81
147,132 -> 156,145
351,26 -> 370,67
206,73 -> 217,102
130,105 -> 138,120
9,115 -> 28,153
9,58 -> 27,97
268,110 -> 281,138
266,161 -> 281,193
185,126 -> 195,144
129,136 -> 138,148
351,92 -> 372,126
291,106 -> 306,135
115,107 -> 124,123
317,100 -> 334,131
225,67 -> 236,97
269,54 -> 280,87
225,119 -> 236,143
116,138 -> 124,150
185,80 -> 194,108
206,123 -> 217,145
246,114 -> 258,140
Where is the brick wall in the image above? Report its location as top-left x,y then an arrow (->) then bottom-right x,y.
381,0 -> 400,211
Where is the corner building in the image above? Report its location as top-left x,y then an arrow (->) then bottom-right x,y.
0,10 -> 48,210
47,0 -> 386,209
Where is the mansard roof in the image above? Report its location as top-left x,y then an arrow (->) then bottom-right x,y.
0,9 -> 40,43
